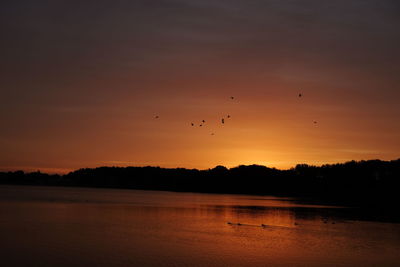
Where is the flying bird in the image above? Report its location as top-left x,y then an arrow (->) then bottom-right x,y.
222,118 -> 225,124
202,120 -> 205,123
299,93 -> 302,98
227,115 -> 231,118
230,96 -> 234,100
191,123 -> 194,126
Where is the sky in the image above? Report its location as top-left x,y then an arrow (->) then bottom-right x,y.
1,0 -> 399,173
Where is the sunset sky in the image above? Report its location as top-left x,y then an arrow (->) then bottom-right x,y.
1,0 -> 399,173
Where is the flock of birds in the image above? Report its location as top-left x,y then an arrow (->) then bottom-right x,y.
154,93 -> 318,135
226,221 -> 295,228
227,217 -> 336,228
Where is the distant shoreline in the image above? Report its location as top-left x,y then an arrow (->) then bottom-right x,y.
1,159 -> 399,207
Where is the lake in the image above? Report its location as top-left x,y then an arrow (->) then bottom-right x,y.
0,185 -> 399,266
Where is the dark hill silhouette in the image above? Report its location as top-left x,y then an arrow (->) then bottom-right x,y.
1,159 -> 400,206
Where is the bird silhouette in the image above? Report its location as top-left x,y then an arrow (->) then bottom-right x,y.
202,120 -> 205,123
155,116 -> 159,119
191,123 -> 194,126
230,96 -> 234,100
299,93 -> 302,98
227,115 -> 231,118
222,118 -> 225,124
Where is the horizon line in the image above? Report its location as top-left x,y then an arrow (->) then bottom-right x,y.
1,158 -> 399,175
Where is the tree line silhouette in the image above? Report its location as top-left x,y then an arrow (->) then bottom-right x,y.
1,159 -> 399,205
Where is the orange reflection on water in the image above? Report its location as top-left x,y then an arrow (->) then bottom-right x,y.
1,186 -> 400,266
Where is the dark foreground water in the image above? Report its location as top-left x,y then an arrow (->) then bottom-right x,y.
1,185 -> 400,266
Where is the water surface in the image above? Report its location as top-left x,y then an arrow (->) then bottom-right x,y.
1,185 -> 399,266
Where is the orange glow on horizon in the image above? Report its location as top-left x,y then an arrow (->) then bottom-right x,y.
1,1 -> 399,173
